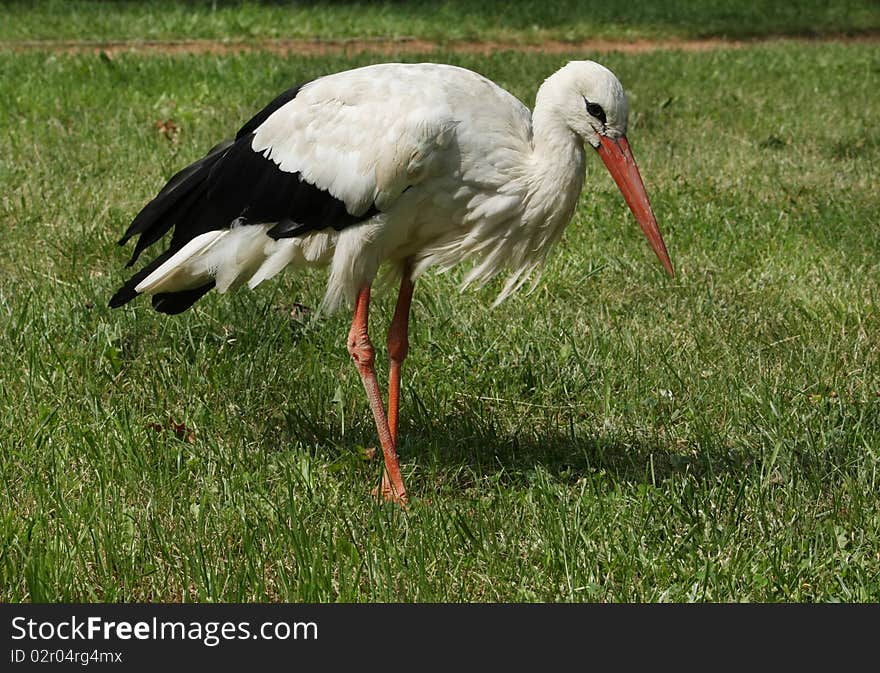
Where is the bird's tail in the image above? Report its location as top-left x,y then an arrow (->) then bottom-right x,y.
107,140 -> 314,314
108,140 -> 234,313
111,222 -> 338,315
109,136 -> 339,315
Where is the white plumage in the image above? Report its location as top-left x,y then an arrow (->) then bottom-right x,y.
112,60 -> 673,504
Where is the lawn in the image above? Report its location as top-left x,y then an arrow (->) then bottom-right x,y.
1,8 -> 879,601
2,0 -> 880,43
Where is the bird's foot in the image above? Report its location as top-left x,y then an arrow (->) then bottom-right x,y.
372,471 -> 408,507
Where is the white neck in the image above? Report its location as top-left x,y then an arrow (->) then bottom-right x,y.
523,81 -> 587,247
459,92 -> 586,304
412,73 -> 588,305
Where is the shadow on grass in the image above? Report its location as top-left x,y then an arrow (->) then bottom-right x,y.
415,422 -> 751,489
269,395 -> 753,490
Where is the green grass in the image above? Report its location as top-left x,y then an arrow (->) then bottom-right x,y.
2,0 -> 880,44
1,41 -> 879,601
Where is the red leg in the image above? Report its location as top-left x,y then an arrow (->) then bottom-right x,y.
348,285 -> 408,505
387,263 -> 415,446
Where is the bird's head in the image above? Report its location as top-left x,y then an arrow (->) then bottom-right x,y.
543,60 -> 674,278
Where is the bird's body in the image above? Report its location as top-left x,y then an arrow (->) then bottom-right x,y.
110,60 -> 673,504
113,63 -> 593,313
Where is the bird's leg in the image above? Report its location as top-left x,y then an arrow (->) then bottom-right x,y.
378,265 -> 415,500
387,262 -> 415,446
348,285 -> 408,505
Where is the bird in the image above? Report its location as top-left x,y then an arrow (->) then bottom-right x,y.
109,60 -> 673,505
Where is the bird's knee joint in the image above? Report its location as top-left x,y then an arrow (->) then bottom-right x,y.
348,331 -> 375,368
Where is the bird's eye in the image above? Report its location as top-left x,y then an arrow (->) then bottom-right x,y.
584,99 -> 606,125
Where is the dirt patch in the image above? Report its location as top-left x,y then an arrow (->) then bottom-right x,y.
5,33 -> 879,58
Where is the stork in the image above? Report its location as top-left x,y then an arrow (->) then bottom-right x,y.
109,61 -> 673,505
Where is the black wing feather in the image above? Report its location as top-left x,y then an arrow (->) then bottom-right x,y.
151,282 -> 216,315
108,248 -> 176,309
118,140 -> 233,266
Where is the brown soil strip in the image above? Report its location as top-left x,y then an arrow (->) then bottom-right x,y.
4,33 -> 879,58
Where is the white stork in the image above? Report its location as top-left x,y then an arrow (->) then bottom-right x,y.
110,61 -> 673,505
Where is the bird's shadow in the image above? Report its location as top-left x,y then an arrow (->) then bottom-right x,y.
403,417 -> 747,490
268,391 -> 751,491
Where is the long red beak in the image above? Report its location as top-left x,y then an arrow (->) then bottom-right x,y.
596,135 -> 674,278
